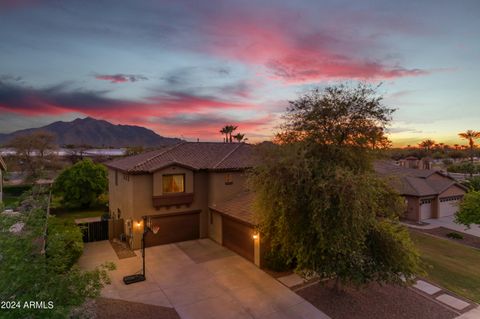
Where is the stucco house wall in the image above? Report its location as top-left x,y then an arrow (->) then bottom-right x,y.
208,172 -> 248,206
110,165 -> 213,249
108,169 -> 134,220
208,210 -> 223,244
405,196 -> 420,221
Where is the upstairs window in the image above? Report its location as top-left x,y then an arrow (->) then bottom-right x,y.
224,173 -> 233,185
163,174 -> 185,193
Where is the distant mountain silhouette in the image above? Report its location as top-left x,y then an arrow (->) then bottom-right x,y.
0,117 -> 182,147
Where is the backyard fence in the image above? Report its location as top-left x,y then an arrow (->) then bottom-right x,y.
79,220 -> 109,242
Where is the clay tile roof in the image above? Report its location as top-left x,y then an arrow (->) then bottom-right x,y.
374,161 -> 466,197
210,191 -> 255,225
105,142 -> 255,173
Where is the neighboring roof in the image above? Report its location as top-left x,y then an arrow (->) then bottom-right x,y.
374,161 -> 467,197
105,142 -> 255,173
0,155 -> 6,171
210,191 -> 255,225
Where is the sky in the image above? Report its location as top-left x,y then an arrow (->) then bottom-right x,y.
0,0 -> 479,146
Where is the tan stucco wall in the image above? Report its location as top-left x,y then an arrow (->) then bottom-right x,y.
108,169 -> 134,220
108,166 -> 251,249
208,210 -> 223,244
404,196 -> 420,221
208,172 -> 248,206
152,166 -> 194,196
127,168 -> 209,248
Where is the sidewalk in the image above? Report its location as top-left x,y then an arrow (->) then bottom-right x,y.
404,216 -> 480,238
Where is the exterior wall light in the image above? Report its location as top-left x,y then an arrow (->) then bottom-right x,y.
252,233 -> 259,240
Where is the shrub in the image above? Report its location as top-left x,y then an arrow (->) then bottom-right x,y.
263,248 -> 295,272
446,232 -> 464,240
447,162 -> 480,174
46,216 -> 84,272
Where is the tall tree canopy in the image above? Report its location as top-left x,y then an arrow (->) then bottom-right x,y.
53,159 -> 108,208
251,83 -> 421,288
455,191 -> 480,227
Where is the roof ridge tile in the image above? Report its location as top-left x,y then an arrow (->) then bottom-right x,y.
132,142 -> 185,171
213,143 -> 242,169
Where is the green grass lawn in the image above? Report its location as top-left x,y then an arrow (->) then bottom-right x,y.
410,230 -> 480,303
51,208 -> 105,221
49,194 -> 106,221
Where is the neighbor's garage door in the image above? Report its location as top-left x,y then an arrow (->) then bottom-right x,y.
145,211 -> 200,247
222,216 -> 254,262
439,196 -> 462,218
420,198 -> 433,220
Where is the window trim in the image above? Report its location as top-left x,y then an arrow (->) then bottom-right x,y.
162,173 -> 186,194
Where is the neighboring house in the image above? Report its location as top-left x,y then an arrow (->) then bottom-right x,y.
105,142 -> 261,265
375,161 -> 467,222
398,156 -> 432,170
0,156 -> 6,205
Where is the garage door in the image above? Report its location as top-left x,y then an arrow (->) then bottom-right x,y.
439,196 -> 462,218
420,198 -> 432,220
145,211 -> 200,247
222,216 -> 254,262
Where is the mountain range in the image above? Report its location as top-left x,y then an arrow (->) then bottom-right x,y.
0,117 -> 182,148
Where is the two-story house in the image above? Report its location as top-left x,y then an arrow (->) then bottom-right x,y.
105,142 -> 260,265
0,156 -> 6,206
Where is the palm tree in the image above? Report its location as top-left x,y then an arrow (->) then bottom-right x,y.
459,130 -> 480,164
220,126 -> 228,143
418,139 -> 436,153
233,133 -> 245,142
226,125 -> 238,143
453,144 -> 460,150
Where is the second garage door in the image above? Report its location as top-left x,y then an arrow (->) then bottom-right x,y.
439,196 -> 462,218
222,216 -> 254,262
145,211 -> 200,247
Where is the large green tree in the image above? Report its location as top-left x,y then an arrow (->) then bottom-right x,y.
455,191 -> 480,227
54,159 -> 108,208
251,83 -> 421,288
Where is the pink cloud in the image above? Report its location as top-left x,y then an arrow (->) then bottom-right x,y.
200,14 -> 430,84
0,81 -> 265,139
94,74 -> 147,83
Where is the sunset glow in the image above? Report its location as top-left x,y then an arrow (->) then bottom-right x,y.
0,0 -> 479,145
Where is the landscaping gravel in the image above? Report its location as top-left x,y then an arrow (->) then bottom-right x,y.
296,281 -> 457,319
94,298 -> 180,319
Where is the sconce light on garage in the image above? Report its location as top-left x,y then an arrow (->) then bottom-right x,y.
252,233 -> 259,240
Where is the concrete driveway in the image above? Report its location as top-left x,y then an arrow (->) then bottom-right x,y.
78,239 -> 329,319
423,216 -> 480,238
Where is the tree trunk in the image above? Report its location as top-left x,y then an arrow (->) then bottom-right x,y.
333,277 -> 343,293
